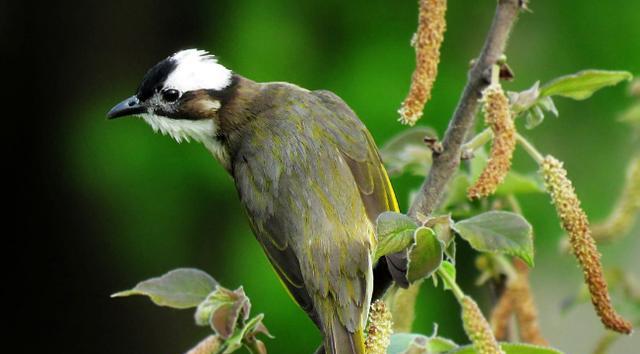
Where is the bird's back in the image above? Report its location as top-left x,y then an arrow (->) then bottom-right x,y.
227,82 -> 397,354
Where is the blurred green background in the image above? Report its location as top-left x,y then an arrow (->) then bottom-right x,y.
22,0 -> 638,353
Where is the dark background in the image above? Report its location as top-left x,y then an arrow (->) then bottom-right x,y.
15,1 -> 639,353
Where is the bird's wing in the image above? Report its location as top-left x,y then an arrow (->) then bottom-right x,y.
312,90 -> 400,219
231,87 -> 376,340
312,90 -> 409,288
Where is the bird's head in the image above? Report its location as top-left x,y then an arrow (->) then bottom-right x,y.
107,49 -> 235,144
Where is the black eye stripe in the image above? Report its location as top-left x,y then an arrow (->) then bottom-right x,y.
161,89 -> 181,102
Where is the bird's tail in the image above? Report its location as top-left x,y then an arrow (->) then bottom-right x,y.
320,314 -> 366,354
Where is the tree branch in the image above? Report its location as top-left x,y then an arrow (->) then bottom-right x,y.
408,0 -> 523,217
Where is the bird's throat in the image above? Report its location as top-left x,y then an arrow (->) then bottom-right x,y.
140,113 -> 230,169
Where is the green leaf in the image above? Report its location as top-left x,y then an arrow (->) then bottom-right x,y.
387,333 -> 458,354
495,171 -> 545,196
381,127 -> 435,177
537,96 -> 559,117
112,268 -> 218,309
407,227 -> 443,283
524,105 -> 545,129
508,81 -> 541,114
445,239 -> 456,264
376,212 -> 418,260
447,342 -> 564,354
540,70 -> 632,100
433,223 -> 456,263
452,211 -> 534,266
427,337 -> 459,352
438,261 -> 456,292
223,314 -> 271,354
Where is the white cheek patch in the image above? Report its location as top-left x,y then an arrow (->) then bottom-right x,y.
139,113 -> 229,167
164,49 -> 232,93
140,113 -> 216,144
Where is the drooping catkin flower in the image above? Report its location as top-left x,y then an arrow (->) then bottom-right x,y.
591,155 -> 640,242
462,296 -> 505,354
489,260 -> 547,345
468,85 -> 517,199
365,300 -> 393,354
398,0 -> 447,125
540,156 -> 633,334
511,260 -> 547,346
490,289 -> 514,341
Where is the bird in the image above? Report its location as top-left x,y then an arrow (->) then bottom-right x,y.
107,49 -> 408,354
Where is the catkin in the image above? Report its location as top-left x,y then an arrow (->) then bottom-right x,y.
462,296 -> 505,354
365,300 -> 393,354
490,290 -> 514,341
468,85 -> 517,199
489,261 -> 547,345
591,155 -> 640,242
541,156 -> 633,334
398,0 -> 447,125
511,261 -> 547,346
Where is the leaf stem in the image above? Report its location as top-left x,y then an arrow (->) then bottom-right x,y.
464,128 -> 493,152
515,134 -> 544,164
490,64 -> 501,86
437,267 -> 465,301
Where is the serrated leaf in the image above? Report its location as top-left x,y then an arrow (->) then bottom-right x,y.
112,268 -> 218,309
381,127 -> 436,177
407,227 -> 443,283
447,342 -> 564,354
452,211 -> 534,266
376,212 -> 418,260
387,333 -> 458,354
495,171 -> 545,196
540,70 -> 632,100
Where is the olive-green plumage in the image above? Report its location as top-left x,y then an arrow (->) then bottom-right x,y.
223,82 -> 401,354
108,50 -> 405,353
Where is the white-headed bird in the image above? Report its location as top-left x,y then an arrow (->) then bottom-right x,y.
108,49 -> 407,354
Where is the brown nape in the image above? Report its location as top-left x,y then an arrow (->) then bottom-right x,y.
215,75 -> 264,135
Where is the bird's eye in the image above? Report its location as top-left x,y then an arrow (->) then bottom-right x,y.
161,89 -> 181,102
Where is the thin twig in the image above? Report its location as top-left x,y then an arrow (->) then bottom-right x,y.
409,0 -> 523,218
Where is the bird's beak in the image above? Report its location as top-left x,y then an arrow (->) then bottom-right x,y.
107,96 -> 146,119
